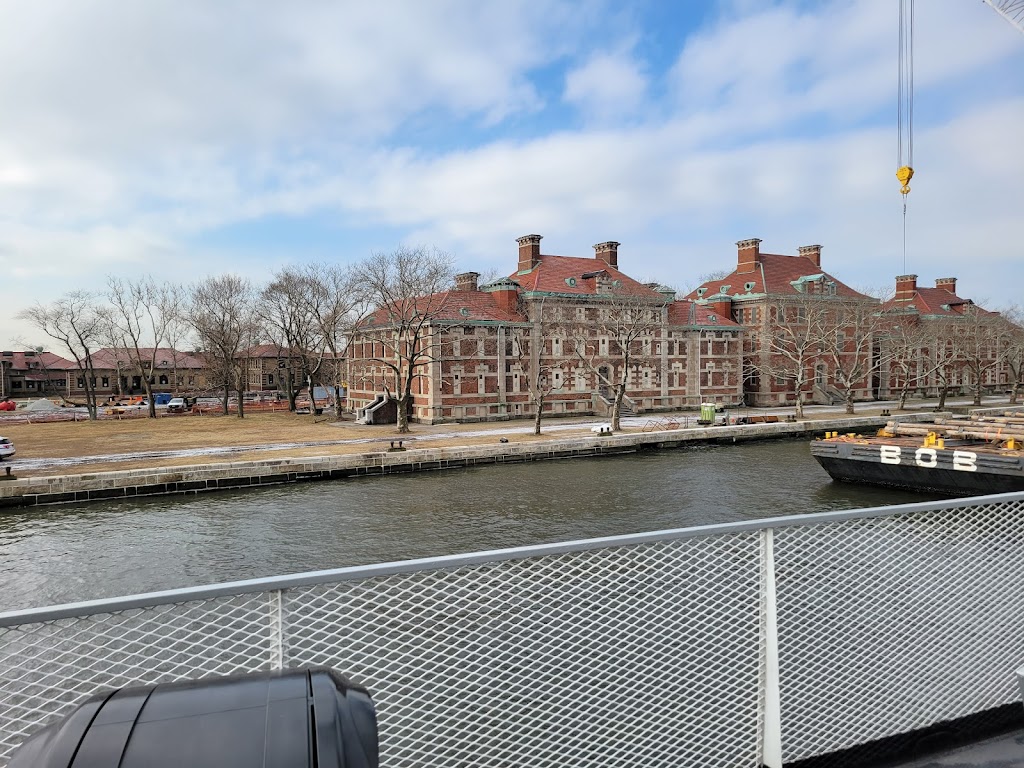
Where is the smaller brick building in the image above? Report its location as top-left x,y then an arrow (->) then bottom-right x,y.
0,350 -> 76,400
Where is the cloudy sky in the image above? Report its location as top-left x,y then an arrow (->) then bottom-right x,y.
2,0 -> 1022,348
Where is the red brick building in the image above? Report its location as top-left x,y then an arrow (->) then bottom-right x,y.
0,350 -> 76,400
878,275 -> 1010,399
65,348 -> 209,401
686,238 -> 880,407
347,235 -> 744,424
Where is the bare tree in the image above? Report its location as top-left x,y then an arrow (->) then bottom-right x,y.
304,262 -> 368,416
882,313 -> 945,411
354,246 -> 456,433
564,287 -> 665,431
260,268 -> 325,415
188,275 -> 258,417
820,295 -> 886,414
106,277 -> 182,418
755,296 -> 826,419
17,291 -> 105,419
949,304 -> 1011,406
1002,305 -> 1024,404
508,298 -> 561,435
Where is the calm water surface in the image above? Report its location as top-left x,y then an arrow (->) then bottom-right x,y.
0,439 -> 943,611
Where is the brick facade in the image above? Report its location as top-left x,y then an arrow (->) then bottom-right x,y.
348,236 -> 744,424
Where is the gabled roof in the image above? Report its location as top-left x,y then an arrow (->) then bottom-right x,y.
0,350 -> 77,371
881,287 -> 995,318
88,347 -> 207,369
512,255 -> 665,299
667,301 -> 741,328
687,253 -> 870,301
361,290 -> 525,329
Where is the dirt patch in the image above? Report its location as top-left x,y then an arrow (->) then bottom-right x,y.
0,411 -> 608,476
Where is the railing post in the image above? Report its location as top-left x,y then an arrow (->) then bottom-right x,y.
270,589 -> 285,670
762,528 -> 782,768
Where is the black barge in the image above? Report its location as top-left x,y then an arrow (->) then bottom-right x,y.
811,412 -> 1024,496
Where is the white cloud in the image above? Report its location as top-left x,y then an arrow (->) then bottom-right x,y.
563,49 -> 648,122
2,0 -> 1023,350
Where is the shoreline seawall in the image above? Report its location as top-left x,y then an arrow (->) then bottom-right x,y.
0,413 -> 940,510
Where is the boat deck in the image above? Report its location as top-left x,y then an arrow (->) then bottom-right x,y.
896,728 -> 1024,767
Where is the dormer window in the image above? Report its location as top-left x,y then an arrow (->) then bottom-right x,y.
696,287 -> 706,297
744,282 -> 755,292
708,314 -> 717,323
719,285 -> 730,294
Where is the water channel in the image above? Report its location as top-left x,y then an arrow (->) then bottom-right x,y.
0,439 -> 944,612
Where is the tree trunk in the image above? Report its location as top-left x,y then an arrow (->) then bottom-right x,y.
1011,382 -> 1020,405
221,387 -> 230,415
141,373 -> 156,419
236,384 -> 245,419
898,385 -> 909,411
611,384 -> 625,431
844,387 -> 855,415
396,394 -> 409,433
973,381 -> 983,406
534,395 -> 543,435
333,385 -> 344,418
794,388 -> 804,420
936,385 -> 948,411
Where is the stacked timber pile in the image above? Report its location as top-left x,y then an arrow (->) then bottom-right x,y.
881,410 -> 1024,447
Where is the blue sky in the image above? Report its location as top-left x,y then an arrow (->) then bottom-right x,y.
2,0 -> 1023,348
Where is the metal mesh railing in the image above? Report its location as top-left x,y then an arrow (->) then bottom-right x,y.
773,493 -> 1024,762
2,493 -> 1024,766
0,532 -> 766,768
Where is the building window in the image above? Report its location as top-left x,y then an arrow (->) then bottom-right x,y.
102,377 -> 109,387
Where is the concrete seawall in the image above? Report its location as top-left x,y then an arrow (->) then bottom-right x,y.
0,413 -> 939,510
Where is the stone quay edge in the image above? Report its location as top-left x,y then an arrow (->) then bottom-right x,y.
0,413 -> 943,510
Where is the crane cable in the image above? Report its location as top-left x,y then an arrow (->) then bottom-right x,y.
897,0 -> 915,274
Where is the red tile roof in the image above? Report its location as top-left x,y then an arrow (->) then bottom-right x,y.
362,290 -> 525,328
686,253 -> 870,301
882,287 -> 993,317
88,348 -> 207,369
511,255 -> 665,298
0,351 -> 76,371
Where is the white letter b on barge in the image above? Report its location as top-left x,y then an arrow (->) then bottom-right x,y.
880,446 -> 901,464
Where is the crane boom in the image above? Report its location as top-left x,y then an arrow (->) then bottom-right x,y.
897,0 -> 914,197
982,0 -> 1024,36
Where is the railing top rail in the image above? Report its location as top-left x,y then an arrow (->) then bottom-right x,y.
4,490 -> 1022,628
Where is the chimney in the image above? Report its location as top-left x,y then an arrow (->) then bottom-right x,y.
483,278 -> 520,315
454,271 -> 479,292
895,274 -> 918,302
593,241 -> 619,268
517,234 -> 542,272
935,277 -> 957,295
705,295 -> 733,322
737,238 -> 761,273
798,244 -> 822,268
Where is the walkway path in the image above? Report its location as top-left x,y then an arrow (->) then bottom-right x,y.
6,395 -> 1013,473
